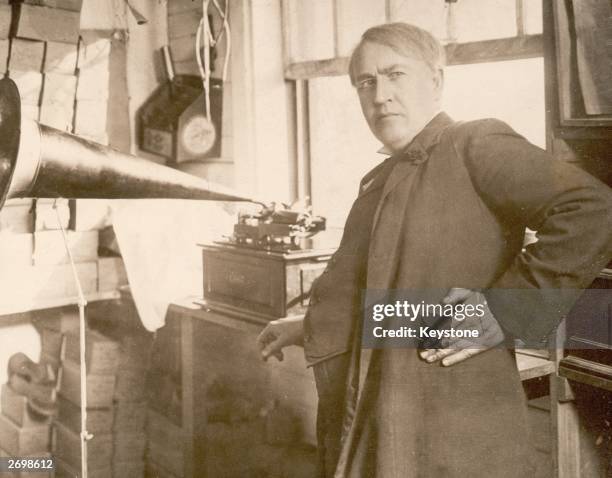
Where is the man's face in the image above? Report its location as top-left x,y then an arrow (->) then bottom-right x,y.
352,42 -> 443,154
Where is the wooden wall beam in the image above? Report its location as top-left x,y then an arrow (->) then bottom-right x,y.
285,34 -> 543,80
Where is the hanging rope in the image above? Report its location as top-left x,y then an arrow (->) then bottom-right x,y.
195,0 -> 231,119
54,200 -> 92,478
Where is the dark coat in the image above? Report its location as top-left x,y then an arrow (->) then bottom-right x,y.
311,113 -> 612,477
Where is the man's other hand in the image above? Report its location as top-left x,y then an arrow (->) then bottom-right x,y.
256,316 -> 304,362
419,288 -> 505,366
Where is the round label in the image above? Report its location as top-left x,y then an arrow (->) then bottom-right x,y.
181,115 -> 216,155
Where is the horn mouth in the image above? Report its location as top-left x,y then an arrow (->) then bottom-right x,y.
0,77 -> 22,210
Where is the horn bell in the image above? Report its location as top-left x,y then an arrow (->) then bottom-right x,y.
0,77 -> 254,210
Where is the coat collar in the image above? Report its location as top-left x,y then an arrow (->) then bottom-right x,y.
358,112 -> 454,198
398,111 -> 454,162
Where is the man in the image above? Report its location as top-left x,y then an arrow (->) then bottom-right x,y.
257,23 -> 612,477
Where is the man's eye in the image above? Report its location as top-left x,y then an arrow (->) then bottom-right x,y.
388,71 -> 405,79
357,78 -> 376,90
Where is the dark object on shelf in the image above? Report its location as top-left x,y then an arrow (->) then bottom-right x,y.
139,47 -> 223,163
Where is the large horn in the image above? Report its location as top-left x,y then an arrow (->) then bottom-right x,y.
0,77 -> 255,209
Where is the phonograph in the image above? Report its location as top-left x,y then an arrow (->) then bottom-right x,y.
199,202 -> 334,323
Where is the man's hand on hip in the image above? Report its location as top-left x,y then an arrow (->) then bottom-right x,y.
419,288 -> 505,366
256,316 -> 304,362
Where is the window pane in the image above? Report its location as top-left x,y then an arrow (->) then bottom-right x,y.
443,57 -> 546,148
453,0 -> 518,42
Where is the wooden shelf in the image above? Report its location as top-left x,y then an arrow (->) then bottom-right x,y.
558,355 -> 612,392
516,351 -> 555,381
0,290 -> 121,318
0,257 -> 127,319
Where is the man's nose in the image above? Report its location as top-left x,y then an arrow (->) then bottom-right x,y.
374,76 -> 391,104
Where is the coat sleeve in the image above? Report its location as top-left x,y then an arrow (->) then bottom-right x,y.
458,119 -> 612,342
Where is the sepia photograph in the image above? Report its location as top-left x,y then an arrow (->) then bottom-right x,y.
0,0 -> 610,477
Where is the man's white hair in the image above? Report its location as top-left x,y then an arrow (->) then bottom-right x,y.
349,22 -> 446,85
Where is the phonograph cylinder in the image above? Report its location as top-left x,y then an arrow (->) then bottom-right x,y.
0,77 -> 254,210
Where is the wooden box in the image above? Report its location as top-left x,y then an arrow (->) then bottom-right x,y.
114,368 -> 147,402
0,384 -> 51,428
0,199 -> 34,233
64,329 -> 120,374
57,397 -> 112,435
113,431 -> 146,463
201,244 -> 332,321
54,421 -> 112,471
44,40 -> 78,73
33,230 -> 98,266
9,38 -> 45,71
113,401 -> 147,433
59,359 -> 115,408
0,413 -> 50,456
15,4 -> 80,43
0,4 -> 11,39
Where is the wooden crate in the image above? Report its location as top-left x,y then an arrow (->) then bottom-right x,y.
15,4 -> 80,43
113,431 -> 146,463
54,421 -> 112,471
59,359 -> 115,408
0,4 -> 11,39
113,401 -> 147,433
0,413 -> 50,456
114,368 -> 146,402
0,384 -> 51,428
34,199 -> 70,231
44,40 -> 78,74
9,38 -> 45,71
33,230 -> 99,266
64,329 -> 120,375
23,0 -> 83,12
146,409 -> 184,477
41,72 -> 77,106
0,200 -> 34,233
57,397 -> 113,435
74,99 -> 108,137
